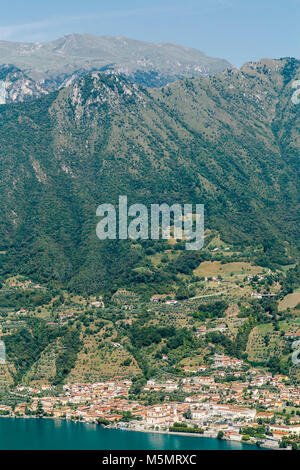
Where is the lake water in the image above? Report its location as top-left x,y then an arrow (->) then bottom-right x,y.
0,418 -> 259,450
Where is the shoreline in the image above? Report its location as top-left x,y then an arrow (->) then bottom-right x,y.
112,426 -> 267,448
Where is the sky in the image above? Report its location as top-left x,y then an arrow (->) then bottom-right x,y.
0,0 -> 299,67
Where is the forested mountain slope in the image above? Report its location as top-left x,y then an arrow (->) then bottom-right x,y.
0,58 -> 299,294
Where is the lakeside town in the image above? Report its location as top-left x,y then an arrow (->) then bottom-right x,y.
0,249 -> 299,450
1,357 -> 300,450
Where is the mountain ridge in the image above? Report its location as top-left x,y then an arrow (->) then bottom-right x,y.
0,33 -> 231,98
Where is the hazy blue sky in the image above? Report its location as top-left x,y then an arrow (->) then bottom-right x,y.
0,0 -> 298,67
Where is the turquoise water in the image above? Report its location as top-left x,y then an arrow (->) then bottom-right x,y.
0,418 -> 259,450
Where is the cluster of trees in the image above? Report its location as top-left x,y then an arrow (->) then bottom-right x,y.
5,318 -> 83,385
205,317 -> 255,360
280,265 -> 300,297
5,319 -> 59,381
129,325 -> 176,348
193,300 -> 228,321
53,328 -> 82,384
167,252 -> 206,276
169,422 -> 204,434
241,425 -> 268,440
0,289 -> 52,309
